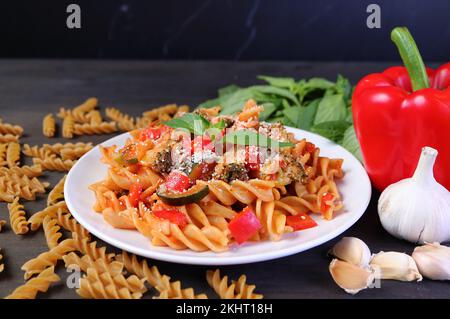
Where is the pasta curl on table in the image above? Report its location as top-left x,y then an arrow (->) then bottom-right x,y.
206,269 -> 263,299
7,197 -> 29,234
74,122 -> 117,136
21,238 -> 76,279
42,142 -> 93,154
60,144 -> 92,160
63,252 -> 123,276
28,201 -> 69,231
62,114 -> 75,138
142,104 -> 179,120
42,216 -> 62,249
0,143 -> 7,166
23,144 -> 52,159
0,121 -> 23,136
55,208 -> 91,240
0,134 -> 19,143
0,164 -> 43,178
105,107 -> 135,132
4,266 -> 60,299
0,219 -> 6,232
0,248 -> 4,273
116,251 -> 207,299
6,142 -> 20,167
42,113 -> 56,137
47,175 -> 66,206
72,233 -> 115,262
33,156 -> 75,172
87,110 -> 102,125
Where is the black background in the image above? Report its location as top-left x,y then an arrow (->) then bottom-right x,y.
1,0 -> 448,61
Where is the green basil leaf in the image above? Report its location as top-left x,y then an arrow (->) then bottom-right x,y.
259,102 -> 277,121
212,119 -> 226,129
341,124 -> 363,162
257,75 -> 296,90
311,120 -> 350,143
218,84 -> 240,97
283,98 -> 319,131
248,85 -> 300,106
164,113 -> 210,135
197,96 -> 224,109
221,130 -> 294,148
314,94 -> 347,125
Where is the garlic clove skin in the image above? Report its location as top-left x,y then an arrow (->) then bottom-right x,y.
370,251 -> 422,282
329,237 -> 372,268
378,147 -> 450,244
329,259 -> 375,295
412,242 -> 450,280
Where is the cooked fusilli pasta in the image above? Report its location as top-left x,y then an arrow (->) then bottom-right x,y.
42,113 -> 56,137
21,238 -> 76,279
42,216 -> 62,249
206,269 -> 263,299
142,104 -> 179,120
5,266 -> 60,299
6,142 -> 20,167
7,197 -> 29,234
74,122 -> 117,136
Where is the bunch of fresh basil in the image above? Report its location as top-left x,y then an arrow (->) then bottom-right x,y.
198,75 -> 362,161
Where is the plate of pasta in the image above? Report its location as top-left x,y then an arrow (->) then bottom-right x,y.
65,100 -> 371,265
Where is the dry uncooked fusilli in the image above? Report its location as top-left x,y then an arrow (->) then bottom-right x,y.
42,216 -> 62,249
0,219 -> 6,232
33,156 -> 75,172
74,122 -> 117,136
0,248 -> 4,272
87,110 -> 102,125
0,134 -> 19,143
42,113 -> 56,137
0,143 -> 7,166
60,144 -> 92,160
6,142 -> 20,168
42,142 -> 93,154
0,174 -> 49,200
23,144 -> 52,159
105,107 -> 135,132
5,266 -> 60,299
0,164 -> 43,178
55,209 -> 90,240
0,121 -> 23,136
142,104 -> 179,119
21,238 -> 76,279
72,233 -> 115,262
7,197 -> 29,234
47,175 -> 66,206
63,252 -> 123,276
206,269 -> 263,299
28,201 -> 69,231
62,114 -> 75,138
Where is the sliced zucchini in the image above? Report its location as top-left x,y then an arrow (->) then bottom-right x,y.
157,183 -> 209,206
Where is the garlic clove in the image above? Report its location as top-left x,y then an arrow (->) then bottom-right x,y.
370,251 -> 422,282
329,237 -> 372,268
329,259 -> 375,295
412,242 -> 450,280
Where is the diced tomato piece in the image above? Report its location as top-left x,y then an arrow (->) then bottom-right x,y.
305,142 -> 316,154
320,192 -> 335,214
128,183 -> 143,207
228,207 -> 261,244
153,209 -> 188,228
286,213 -> 317,231
165,171 -> 190,192
245,146 -> 260,171
191,136 -> 213,154
139,126 -> 167,142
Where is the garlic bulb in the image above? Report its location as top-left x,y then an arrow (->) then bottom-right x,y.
329,237 -> 371,268
412,243 -> 450,280
329,259 -> 374,295
378,147 -> 450,244
370,251 -> 422,282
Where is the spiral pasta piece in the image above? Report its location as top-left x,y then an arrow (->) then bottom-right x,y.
6,142 -> 20,167
87,110 -> 102,125
5,266 -> 60,299
62,114 -> 75,138
42,216 -> 62,249
60,144 -> 92,160
74,122 -> 117,136
21,238 -> 76,279
72,233 -> 115,262
206,269 -> 263,299
33,156 -> 75,172
23,144 -> 52,159
7,197 -> 29,234
63,252 -> 123,276
47,175 -> 66,206
116,251 -> 207,299
42,142 -> 93,154
0,121 -> 23,136
254,199 -> 289,241
0,248 -> 4,272
58,108 -> 90,123
105,107 -> 135,132
55,208 -> 90,240
42,113 -> 56,137
0,143 -> 7,166
0,178 -> 42,202
29,201 -> 69,231
73,97 -> 98,114
0,219 -> 6,232
0,164 -> 43,178
0,172 -> 49,193
142,104 -> 178,120
0,134 -> 19,143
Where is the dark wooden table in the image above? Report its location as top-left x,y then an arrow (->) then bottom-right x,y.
0,60 -> 448,299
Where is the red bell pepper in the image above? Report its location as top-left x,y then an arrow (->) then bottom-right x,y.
165,171 -> 190,192
128,183 -> 143,207
286,213 -> 317,231
353,27 -> 450,191
153,208 -> 188,228
228,207 -> 261,244
139,125 -> 167,142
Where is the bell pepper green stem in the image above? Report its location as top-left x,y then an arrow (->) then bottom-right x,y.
391,27 -> 429,91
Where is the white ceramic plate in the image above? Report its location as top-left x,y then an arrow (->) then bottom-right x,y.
65,127 -> 371,265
